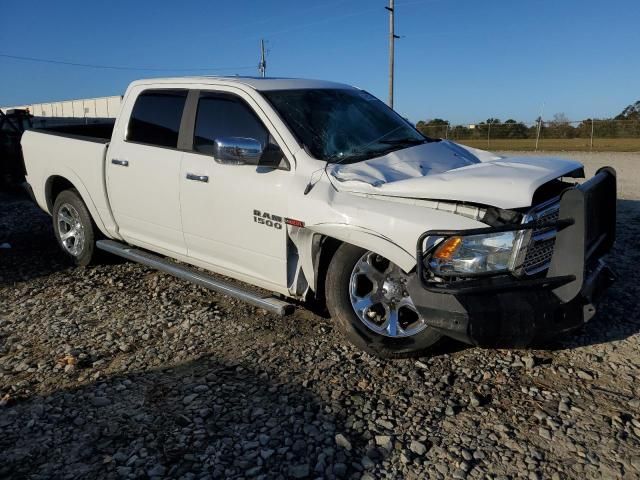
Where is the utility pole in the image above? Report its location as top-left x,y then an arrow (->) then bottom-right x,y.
386,0 -> 399,108
258,39 -> 267,78
535,116 -> 542,151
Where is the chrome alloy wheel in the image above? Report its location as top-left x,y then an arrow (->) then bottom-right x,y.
349,252 -> 427,337
57,203 -> 85,257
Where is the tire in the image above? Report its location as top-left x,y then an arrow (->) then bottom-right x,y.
325,243 -> 442,359
52,189 -> 98,266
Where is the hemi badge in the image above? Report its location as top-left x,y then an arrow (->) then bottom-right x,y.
285,218 -> 305,228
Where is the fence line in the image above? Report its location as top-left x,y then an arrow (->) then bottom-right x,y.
417,119 -> 640,151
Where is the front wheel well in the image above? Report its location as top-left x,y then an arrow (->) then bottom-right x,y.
313,236 -> 343,306
45,176 -> 76,213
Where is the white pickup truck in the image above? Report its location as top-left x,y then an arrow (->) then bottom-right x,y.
21,77 -> 617,358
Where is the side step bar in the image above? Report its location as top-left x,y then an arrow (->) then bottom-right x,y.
96,240 -> 293,316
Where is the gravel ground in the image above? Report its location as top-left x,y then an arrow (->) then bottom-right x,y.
1,162 -> 640,479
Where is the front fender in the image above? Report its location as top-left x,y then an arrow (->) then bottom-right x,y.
308,223 -> 415,272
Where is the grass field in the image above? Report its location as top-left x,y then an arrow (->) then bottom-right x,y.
453,137 -> 640,152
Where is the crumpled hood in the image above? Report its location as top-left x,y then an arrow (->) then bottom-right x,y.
329,140 -> 584,209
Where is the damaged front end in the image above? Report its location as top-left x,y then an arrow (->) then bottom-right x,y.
407,167 -> 618,347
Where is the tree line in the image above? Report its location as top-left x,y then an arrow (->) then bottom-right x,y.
416,101 -> 640,140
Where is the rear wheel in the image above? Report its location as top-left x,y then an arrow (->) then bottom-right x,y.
325,243 -> 441,358
52,189 -> 98,266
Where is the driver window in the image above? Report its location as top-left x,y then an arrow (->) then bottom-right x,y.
193,95 -> 266,153
193,94 -> 285,168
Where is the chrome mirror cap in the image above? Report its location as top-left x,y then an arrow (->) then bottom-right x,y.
213,137 -> 263,165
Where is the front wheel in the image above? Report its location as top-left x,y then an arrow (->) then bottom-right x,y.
325,243 -> 441,359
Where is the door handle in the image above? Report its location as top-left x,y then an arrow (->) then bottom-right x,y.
186,173 -> 209,183
111,159 -> 129,167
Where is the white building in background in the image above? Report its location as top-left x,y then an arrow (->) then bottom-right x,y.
1,95 -> 122,118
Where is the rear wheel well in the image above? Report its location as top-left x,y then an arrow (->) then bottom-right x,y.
45,176 -> 76,213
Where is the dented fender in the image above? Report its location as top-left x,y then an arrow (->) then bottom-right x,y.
308,223 -> 415,270
285,181 -> 491,296
286,222 -> 414,297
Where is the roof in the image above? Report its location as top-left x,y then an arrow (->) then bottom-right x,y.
131,76 -> 356,92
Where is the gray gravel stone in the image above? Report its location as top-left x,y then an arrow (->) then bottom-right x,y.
539,428 -> 552,440
522,356 -> 536,370
577,370 -> 594,381
91,396 -> 111,407
409,440 -> 428,456
335,433 -> 352,451
288,463 -> 309,478
375,435 -> 393,451
1,189 -> 639,480
469,392 -> 482,407
147,464 -> 166,477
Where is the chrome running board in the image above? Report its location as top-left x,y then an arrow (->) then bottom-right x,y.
96,240 -> 293,316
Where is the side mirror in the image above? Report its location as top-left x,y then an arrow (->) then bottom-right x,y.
213,137 -> 263,165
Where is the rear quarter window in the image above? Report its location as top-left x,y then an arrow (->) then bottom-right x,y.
127,90 -> 187,148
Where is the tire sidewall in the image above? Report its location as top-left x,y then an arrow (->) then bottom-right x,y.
52,190 -> 96,266
325,243 -> 441,358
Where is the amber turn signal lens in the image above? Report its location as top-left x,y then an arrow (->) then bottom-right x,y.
433,236 -> 463,260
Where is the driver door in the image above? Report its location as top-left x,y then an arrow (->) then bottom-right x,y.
179,90 -> 292,290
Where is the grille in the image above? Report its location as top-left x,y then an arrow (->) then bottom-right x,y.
523,237 -> 555,273
533,208 -> 559,232
520,201 -> 560,275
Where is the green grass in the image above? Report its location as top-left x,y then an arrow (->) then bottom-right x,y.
451,137 -> 640,152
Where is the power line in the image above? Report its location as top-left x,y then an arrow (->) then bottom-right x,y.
249,0 -> 441,53
0,53 -> 255,72
1,0 -> 444,76
205,0 -> 353,38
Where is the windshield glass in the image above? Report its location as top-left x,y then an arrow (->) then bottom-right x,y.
263,88 -> 430,163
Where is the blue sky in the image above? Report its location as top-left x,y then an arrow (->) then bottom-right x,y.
1,0 -> 638,124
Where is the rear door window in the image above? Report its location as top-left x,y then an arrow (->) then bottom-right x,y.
127,90 -> 187,148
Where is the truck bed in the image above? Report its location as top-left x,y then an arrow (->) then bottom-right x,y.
31,120 -> 115,143
21,127 -> 117,237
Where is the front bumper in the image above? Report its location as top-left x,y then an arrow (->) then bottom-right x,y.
408,167 -> 617,347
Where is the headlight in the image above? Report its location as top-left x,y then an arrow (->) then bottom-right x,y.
428,231 -> 517,276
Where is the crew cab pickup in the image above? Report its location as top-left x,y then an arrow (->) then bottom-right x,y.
21,77 -> 617,358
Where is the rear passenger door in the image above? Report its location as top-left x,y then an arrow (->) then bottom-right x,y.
179,90 -> 292,290
106,89 -> 188,255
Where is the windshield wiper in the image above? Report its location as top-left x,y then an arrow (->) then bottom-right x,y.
378,137 -> 426,145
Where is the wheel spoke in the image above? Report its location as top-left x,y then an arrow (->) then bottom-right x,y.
74,235 -> 84,252
352,296 -> 373,313
60,228 -> 77,241
384,309 -> 400,336
356,255 -> 384,282
369,290 -> 386,304
380,261 -> 395,276
396,296 -> 415,310
58,212 -> 74,226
